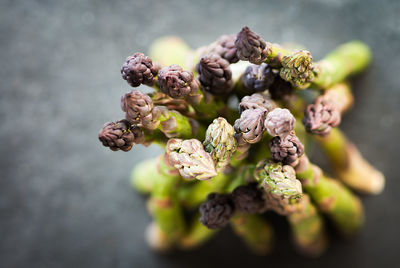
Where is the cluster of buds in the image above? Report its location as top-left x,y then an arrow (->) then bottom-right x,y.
99,26 -> 384,257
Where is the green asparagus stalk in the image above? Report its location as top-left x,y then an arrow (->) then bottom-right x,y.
178,172 -> 231,208
197,191 -> 275,254
315,128 -> 385,194
131,157 -> 159,194
323,82 -> 354,113
145,221 -> 174,252
229,183 -> 275,254
149,154 -> 186,247
302,83 -> 384,194
225,165 -> 253,192
287,195 -> 327,257
254,160 -> 327,256
178,213 -> 218,250
230,213 -> 274,255
295,155 -> 364,236
177,167 -> 256,252
181,192 -> 274,254
313,41 -> 371,88
148,36 -> 193,70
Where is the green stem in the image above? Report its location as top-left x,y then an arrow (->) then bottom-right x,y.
312,41 -> 371,89
178,213 -> 218,250
287,195 -> 327,257
148,36 -> 193,70
136,120 -> 198,148
230,213 -> 274,255
150,155 -> 186,246
143,128 -> 168,147
296,155 -> 364,236
145,222 -> 174,252
188,89 -> 228,120
323,82 -> 354,113
265,43 -> 292,66
131,157 -> 159,194
178,172 -> 231,209
178,148 -> 254,209
225,165 -> 255,192
315,128 -> 385,194
157,109 -> 198,139
249,133 -> 272,164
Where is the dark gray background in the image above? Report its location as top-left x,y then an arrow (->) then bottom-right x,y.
1,0 -> 399,267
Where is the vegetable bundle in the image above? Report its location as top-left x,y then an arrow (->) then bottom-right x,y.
98,26 -> 384,257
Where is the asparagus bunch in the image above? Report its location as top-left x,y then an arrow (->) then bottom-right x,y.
98,26 -> 385,257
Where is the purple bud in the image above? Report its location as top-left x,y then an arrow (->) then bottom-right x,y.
234,108 -> 267,144
98,120 -> 144,152
235,26 -> 269,64
121,53 -> 160,87
196,54 -> 233,95
302,97 -> 341,136
158,65 -> 199,99
199,193 -> 235,229
265,108 -> 295,138
121,90 -> 154,125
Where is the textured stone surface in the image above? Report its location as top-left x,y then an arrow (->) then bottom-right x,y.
0,0 -> 399,267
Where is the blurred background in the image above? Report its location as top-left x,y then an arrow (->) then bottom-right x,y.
1,0 -> 399,267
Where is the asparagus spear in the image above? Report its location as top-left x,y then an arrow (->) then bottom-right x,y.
235,26 -> 291,66
230,213 -> 274,255
254,160 -> 327,256
177,117 -> 237,208
235,26 -> 371,89
130,157 -> 159,194
121,90 -> 204,139
178,212 -> 218,250
268,130 -> 364,236
295,155 -> 364,236
316,128 -> 385,194
303,85 -> 384,194
148,154 -> 186,248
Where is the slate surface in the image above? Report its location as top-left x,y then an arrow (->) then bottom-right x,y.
0,0 -> 399,267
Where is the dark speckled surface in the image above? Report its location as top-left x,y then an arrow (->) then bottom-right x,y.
1,0 -> 399,267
